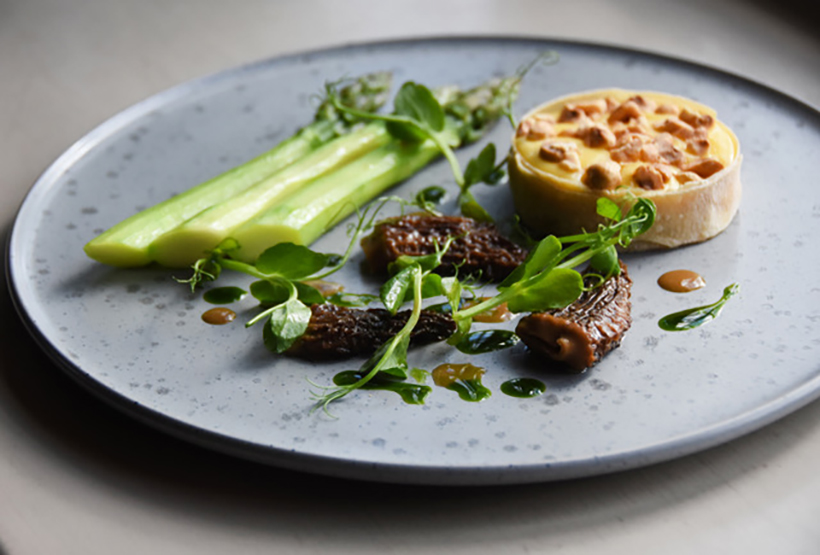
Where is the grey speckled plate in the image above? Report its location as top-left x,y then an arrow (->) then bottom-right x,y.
7,38 -> 820,485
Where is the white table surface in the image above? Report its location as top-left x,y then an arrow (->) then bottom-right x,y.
2,1 -> 819,553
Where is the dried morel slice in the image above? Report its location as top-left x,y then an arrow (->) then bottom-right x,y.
286,303 -> 455,360
361,213 -> 528,282
515,262 -> 633,371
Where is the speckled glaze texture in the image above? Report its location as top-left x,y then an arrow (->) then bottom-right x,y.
8,39 -> 820,485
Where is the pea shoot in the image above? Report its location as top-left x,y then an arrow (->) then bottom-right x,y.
310,239 -> 456,414
447,197 -> 657,344
325,51 -> 558,223
176,201 -> 384,352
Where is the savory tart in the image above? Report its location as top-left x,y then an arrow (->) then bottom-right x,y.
508,89 -> 742,250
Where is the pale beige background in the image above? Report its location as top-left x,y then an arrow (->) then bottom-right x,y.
1,1 -> 819,554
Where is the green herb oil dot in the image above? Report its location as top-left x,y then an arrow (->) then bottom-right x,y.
203,286 -> 247,304
332,371 -> 431,405
500,378 -> 546,398
455,330 -> 519,355
658,283 -> 739,331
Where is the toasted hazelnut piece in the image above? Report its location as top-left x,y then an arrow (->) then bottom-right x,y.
582,160 -> 622,190
686,128 -> 710,156
562,122 -> 616,149
575,99 -> 609,117
533,113 -> 557,124
527,119 -> 555,140
614,131 -> 648,148
559,151 -> 582,173
611,133 -> 651,163
639,142 -> 660,163
655,103 -> 680,115
608,100 -> 643,124
654,117 -> 695,140
516,119 -> 531,138
676,170 -> 702,184
679,109 -> 715,129
682,158 -> 724,178
558,104 -> 584,123
633,165 -> 666,190
610,145 -> 637,163
586,124 -> 617,149
628,95 -> 657,112
610,121 -> 630,140
627,116 -> 651,135
655,164 -> 676,182
654,133 -> 684,165
539,139 -> 578,163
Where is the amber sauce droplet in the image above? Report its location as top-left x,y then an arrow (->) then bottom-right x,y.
302,279 -> 344,298
658,270 -> 706,293
463,298 -> 514,323
432,363 -> 485,386
201,307 -> 236,325
431,363 -> 491,402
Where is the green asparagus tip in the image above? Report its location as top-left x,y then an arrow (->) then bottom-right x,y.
316,72 -> 393,123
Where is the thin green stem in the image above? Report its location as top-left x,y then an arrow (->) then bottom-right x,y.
244,280 -> 297,328
313,266 -> 424,411
427,133 -> 465,187
328,92 -> 465,187
557,238 -> 617,271
311,200 -> 386,280
454,289 -> 513,322
218,258 -> 269,280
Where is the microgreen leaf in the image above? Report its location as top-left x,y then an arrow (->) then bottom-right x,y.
386,82 -> 445,141
484,166 -> 506,186
463,143 -> 498,187
262,298 -> 312,353
439,276 -> 462,308
324,254 -> 343,268
420,273 -> 444,299
589,244 -> 619,277
596,197 -> 622,221
255,243 -> 329,279
498,235 -> 562,289
458,143 -> 503,222
360,333 -> 411,379
326,292 -> 379,308
458,190 -> 494,223
415,185 -> 447,207
213,237 -> 241,255
250,279 -> 290,306
294,281 -> 326,305
622,198 -> 657,244
505,268 -> 584,313
380,266 -> 415,314
388,236 -> 457,275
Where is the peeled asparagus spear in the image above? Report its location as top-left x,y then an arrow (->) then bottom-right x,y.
83,72 -> 392,267
149,122 -> 392,267
230,76 -> 522,261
